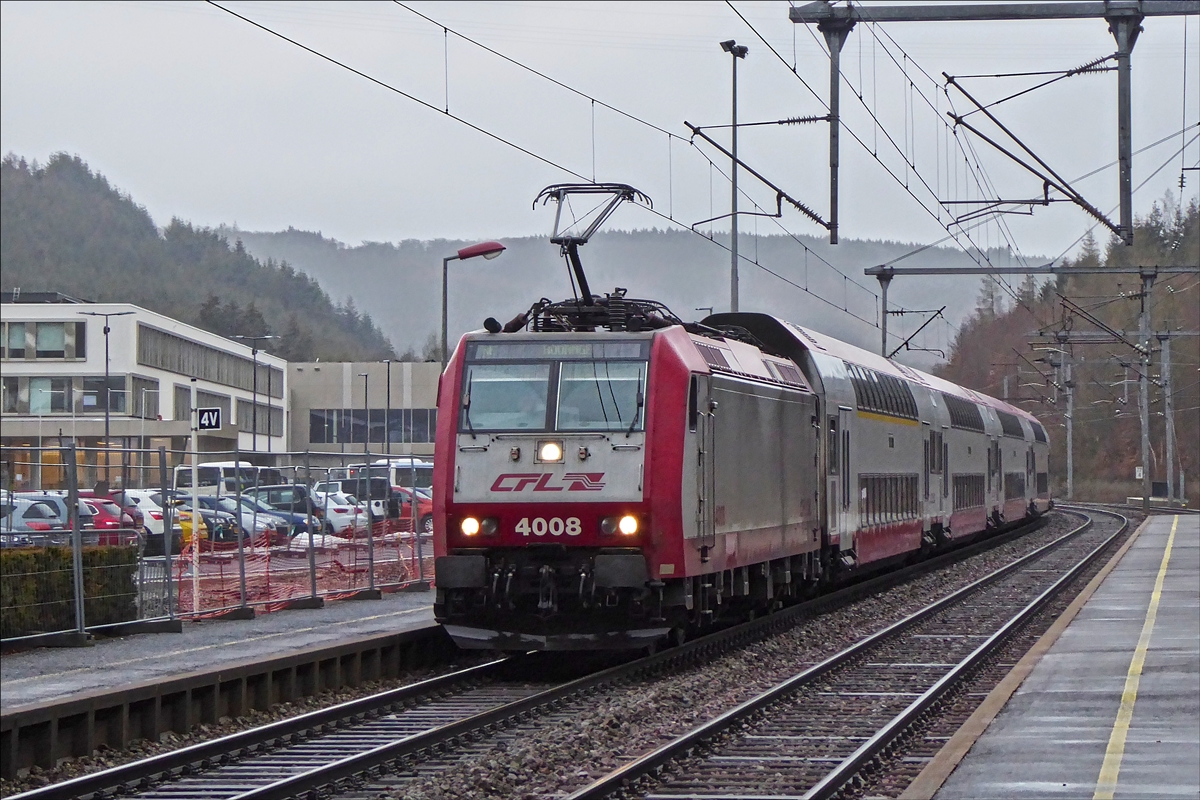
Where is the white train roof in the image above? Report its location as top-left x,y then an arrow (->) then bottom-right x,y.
774,319 -> 1042,425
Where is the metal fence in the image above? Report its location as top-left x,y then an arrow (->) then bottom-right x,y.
1,444 -> 432,644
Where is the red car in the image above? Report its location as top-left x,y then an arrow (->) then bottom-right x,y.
391,486 -> 434,534
82,489 -> 145,531
83,498 -> 138,545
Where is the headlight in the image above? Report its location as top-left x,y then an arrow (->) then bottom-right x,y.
600,515 -> 640,536
537,440 -> 564,463
460,517 -> 480,536
480,517 -> 499,536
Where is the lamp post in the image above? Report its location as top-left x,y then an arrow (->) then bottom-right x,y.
232,334 -> 279,457
79,310 -> 135,484
442,241 -> 506,367
358,372 -> 370,456
383,360 -> 392,457
720,39 -> 748,313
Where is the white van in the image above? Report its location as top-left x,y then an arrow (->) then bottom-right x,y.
173,461 -> 285,496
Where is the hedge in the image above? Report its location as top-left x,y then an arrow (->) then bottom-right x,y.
0,545 -> 138,638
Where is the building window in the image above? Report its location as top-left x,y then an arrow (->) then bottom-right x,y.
29,377 -> 72,414
3,376 -> 20,412
174,384 -> 191,421
237,399 -> 283,436
131,377 -> 160,419
82,376 -> 127,412
138,324 -> 283,397
35,322 -> 66,358
306,408 -> 439,444
5,323 -> 26,359
1,321 -> 85,360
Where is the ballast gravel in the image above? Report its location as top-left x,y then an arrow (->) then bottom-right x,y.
383,512 -> 1092,799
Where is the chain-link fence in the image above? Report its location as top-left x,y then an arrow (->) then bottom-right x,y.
1,444 -> 433,644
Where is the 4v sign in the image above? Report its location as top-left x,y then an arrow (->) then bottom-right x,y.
197,407 -> 222,431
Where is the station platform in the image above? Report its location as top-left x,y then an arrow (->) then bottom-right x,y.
914,514 -> 1199,799
0,589 -> 436,713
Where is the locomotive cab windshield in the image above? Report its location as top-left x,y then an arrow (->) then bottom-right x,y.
460,338 -> 649,434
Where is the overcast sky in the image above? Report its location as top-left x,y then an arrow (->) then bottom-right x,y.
3,1 -> 1197,267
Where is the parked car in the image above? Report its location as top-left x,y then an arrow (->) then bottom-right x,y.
166,502 -> 244,549
194,495 -> 284,543
235,496 -> 312,540
310,490 -> 366,536
82,498 -> 138,546
243,485 -> 331,533
119,490 -> 183,556
16,493 -> 96,530
81,489 -> 145,531
390,486 -> 435,534
1,497 -> 67,545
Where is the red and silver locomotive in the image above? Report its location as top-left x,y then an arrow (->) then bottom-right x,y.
432,185 -> 1051,650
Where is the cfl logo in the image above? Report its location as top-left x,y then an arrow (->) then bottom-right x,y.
490,473 -> 606,492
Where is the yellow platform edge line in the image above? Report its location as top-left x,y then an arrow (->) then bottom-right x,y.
1092,514 -> 1179,800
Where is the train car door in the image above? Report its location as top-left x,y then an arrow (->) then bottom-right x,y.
695,375 -> 716,552
837,406 -> 853,549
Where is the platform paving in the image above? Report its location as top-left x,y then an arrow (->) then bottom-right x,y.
934,514 -> 1200,799
0,589 -> 436,712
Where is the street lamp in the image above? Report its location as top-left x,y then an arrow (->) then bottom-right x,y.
79,310 -> 135,485
232,334 -> 279,456
358,372 -> 370,456
383,359 -> 392,457
442,241 -> 506,367
719,39 -> 747,313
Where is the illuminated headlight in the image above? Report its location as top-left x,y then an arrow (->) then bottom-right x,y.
460,517 -> 480,536
537,440 -> 564,463
600,515 -> 640,536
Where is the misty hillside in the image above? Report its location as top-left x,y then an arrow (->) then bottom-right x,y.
221,224 -> 1039,368
0,154 -> 395,362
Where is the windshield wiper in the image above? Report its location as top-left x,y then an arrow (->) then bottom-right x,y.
627,370 -> 644,438
462,375 -> 477,440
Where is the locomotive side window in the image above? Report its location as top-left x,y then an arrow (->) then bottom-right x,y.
460,363 -> 551,431
689,376 -> 699,432
556,361 -> 646,432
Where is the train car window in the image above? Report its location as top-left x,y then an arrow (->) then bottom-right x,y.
923,440 -> 930,499
997,410 -> 1025,438
943,442 -> 950,497
460,363 -> 551,432
942,393 -> 985,432
556,361 -> 646,432
828,417 -> 839,474
1031,420 -> 1048,443
688,376 -> 699,432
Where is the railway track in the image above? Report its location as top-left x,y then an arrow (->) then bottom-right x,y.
9,511 -> 1085,800
566,506 -> 1129,800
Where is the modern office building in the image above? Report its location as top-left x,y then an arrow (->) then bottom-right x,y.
1,294 -> 286,490
288,360 -> 440,469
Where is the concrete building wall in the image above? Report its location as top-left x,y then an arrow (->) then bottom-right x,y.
288,361 -> 441,468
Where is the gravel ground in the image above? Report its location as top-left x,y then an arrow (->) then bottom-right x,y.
1,511 -> 1092,800
380,512 -> 1094,800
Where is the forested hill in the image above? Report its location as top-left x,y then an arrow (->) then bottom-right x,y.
936,197 -> 1199,504
0,154 -> 394,362
222,225 -> 1035,367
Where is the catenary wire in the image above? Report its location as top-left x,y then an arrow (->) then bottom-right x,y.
206,0 -> 885,333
